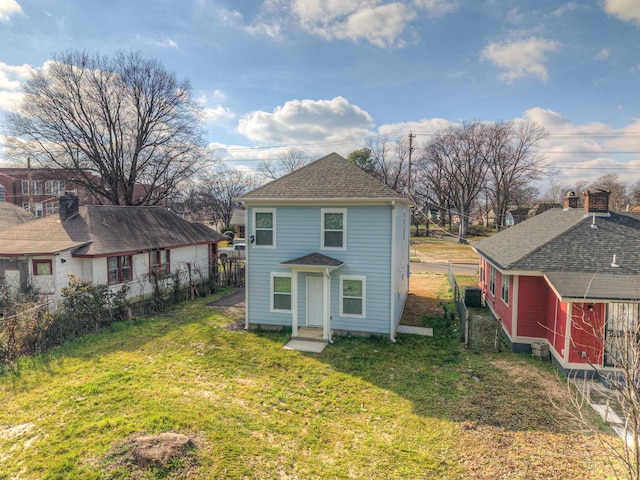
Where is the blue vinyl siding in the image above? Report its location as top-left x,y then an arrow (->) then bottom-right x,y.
246,204 -> 402,334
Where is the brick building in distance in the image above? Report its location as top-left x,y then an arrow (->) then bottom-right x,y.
0,167 -> 159,217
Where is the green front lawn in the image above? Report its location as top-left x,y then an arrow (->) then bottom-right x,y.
411,237 -> 479,264
0,292 -> 620,479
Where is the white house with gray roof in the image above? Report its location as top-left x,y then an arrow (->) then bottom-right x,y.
474,189 -> 640,376
0,194 -> 224,301
237,153 -> 411,343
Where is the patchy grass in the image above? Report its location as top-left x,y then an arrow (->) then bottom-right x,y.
455,275 -> 478,290
0,291 -> 622,479
411,237 -> 479,264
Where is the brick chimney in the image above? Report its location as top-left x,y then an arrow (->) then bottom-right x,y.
59,192 -> 79,221
583,189 -> 610,215
563,191 -> 579,210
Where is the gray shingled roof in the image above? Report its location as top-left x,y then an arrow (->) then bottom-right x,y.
474,208 -> 640,300
280,253 -> 344,268
238,153 -> 408,202
0,203 -> 35,231
544,272 -> 640,301
0,205 -> 224,256
474,209 -> 585,269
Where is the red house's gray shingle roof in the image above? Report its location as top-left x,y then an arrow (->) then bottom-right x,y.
474,209 -> 640,300
238,153 -> 407,202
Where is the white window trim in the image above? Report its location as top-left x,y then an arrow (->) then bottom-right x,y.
501,274 -> 509,305
340,275 -> 366,318
270,272 -> 292,313
321,208 -> 347,251
253,208 -> 276,249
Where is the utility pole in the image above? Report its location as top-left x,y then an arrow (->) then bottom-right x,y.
407,132 -> 416,197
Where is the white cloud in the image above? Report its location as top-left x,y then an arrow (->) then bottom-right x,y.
291,0 -> 416,48
196,93 -> 236,125
0,61 -> 34,112
601,0 -> 640,26
481,37 -> 561,83
204,105 -> 235,124
520,107 -> 640,184
552,2 -> 580,17
378,118 -> 458,137
0,0 -> 21,21
244,21 -> 282,39
413,0 -> 458,18
596,47 -> 610,60
238,96 -> 375,144
153,38 -> 178,48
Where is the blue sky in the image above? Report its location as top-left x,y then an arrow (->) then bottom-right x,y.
1,0 -> 640,187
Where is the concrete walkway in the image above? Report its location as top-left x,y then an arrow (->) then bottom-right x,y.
574,378 -> 632,446
283,338 -> 327,353
396,325 -> 433,336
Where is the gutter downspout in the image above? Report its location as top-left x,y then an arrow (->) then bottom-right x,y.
324,267 -> 333,344
243,202 -> 250,330
390,201 -> 397,343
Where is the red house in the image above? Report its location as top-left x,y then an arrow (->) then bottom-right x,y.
474,190 -> 640,377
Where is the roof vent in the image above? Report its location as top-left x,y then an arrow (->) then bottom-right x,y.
611,254 -> 619,268
590,214 -> 598,229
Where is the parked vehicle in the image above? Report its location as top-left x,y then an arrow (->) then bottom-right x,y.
219,241 -> 245,260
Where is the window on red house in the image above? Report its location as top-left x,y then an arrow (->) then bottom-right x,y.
489,267 -> 496,296
108,255 -> 132,284
501,274 -> 510,305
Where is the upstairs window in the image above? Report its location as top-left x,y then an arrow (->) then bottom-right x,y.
150,249 -> 170,277
108,255 -> 132,284
322,208 -> 346,250
45,180 -> 66,196
0,185 -> 4,202
254,209 -> 275,247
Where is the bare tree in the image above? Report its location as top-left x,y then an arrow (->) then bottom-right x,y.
420,122 -> 489,242
558,303 -> 640,480
630,180 -> 640,208
258,148 -> 308,180
589,173 -> 629,211
542,177 -> 569,204
366,136 -> 408,194
199,170 -> 257,230
4,50 -> 207,206
485,121 -> 551,228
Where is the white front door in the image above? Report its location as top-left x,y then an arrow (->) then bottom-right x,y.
307,277 -> 324,327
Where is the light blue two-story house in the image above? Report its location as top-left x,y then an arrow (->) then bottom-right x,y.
237,153 -> 411,343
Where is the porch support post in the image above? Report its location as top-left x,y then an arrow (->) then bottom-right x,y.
323,268 -> 331,341
292,269 -> 299,338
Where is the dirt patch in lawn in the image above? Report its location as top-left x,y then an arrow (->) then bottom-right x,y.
401,273 -> 450,327
105,432 -> 200,478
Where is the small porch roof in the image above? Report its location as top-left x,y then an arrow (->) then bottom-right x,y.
279,252 -> 344,271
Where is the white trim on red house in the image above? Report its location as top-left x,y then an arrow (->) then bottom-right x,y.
564,303 -> 573,365
511,275 -> 518,337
